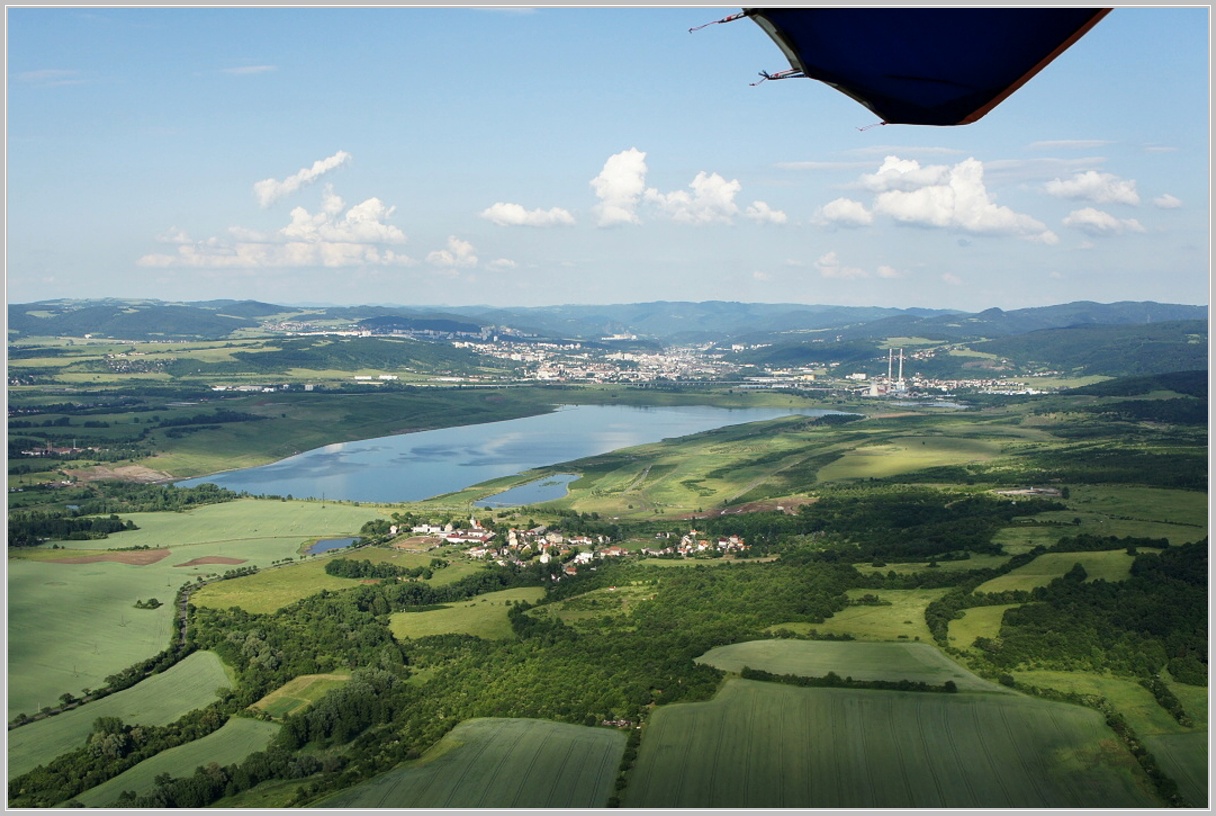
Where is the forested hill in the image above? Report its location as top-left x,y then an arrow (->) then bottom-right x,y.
9,298 -> 1204,345
973,320 -> 1208,377
824,301 -> 1208,344
1066,369 -> 1207,399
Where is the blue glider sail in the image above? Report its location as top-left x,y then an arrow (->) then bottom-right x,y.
740,8 -> 1111,126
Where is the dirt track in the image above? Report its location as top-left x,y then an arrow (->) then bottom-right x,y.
53,548 -> 172,565
60,464 -> 174,483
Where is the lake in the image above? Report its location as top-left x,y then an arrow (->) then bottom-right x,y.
178,404 -> 849,504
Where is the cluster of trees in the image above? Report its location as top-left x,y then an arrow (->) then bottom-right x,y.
740,666 -> 959,693
10,697 -> 234,807
109,749 -> 326,808
7,512 -> 137,547
1048,533 -> 1172,553
323,558 -> 434,581
970,541 -> 1207,682
689,486 -> 1063,561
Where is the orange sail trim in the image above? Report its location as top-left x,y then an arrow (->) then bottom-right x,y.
959,8 -> 1113,125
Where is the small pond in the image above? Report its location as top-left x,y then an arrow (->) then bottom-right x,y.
307,537 -> 359,555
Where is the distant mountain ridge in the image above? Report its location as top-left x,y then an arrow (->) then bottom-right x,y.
7,298 -> 1204,344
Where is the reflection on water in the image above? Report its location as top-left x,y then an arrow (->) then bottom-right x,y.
474,474 -> 580,509
178,404 -> 850,504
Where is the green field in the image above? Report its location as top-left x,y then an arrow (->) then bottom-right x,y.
768,588 -> 948,642
975,550 -> 1140,594
815,435 -> 1004,482
1012,669 -> 1208,806
525,581 -> 658,628
623,678 -> 1160,808
948,604 -> 1023,649
7,499 -> 380,719
1142,733 -> 1208,807
695,640 -> 1001,693
1013,670 -> 1201,738
65,717 -> 281,807
7,651 -> 232,780
313,717 -> 626,808
88,498 -> 386,553
854,552 -> 1014,575
1016,485 -> 1209,545
249,672 -> 352,719
191,545 -> 478,615
389,587 -> 547,641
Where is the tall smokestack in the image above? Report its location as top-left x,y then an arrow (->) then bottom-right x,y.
898,348 -> 904,382
888,348 -> 893,380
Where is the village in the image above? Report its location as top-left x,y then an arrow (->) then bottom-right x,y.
393,516 -> 751,577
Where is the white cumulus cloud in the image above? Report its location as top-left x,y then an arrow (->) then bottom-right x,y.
869,156 -> 1058,244
1063,208 -> 1146,236
137,183 -> 412,269
480,202 -> 575,227
426,235 -> 479,269
1153,193 -> 1183,209
645,171 -> 741,224
282,186 -> 406,244
815,251 -> 869,280
253,150 -> 352,208
745,201 -> 787,224
813,197 -> 873,227
1044,170 -> 1140,205
861,156 -> 951,192
590,148 -> 648,227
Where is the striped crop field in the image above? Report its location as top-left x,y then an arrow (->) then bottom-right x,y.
623,678 -> 1161,808
65,718 -> 281,807
314,718 -> 626,808
8,651 -> 233,780
1142,733 -> 1208,807
696,640 -> 1002,693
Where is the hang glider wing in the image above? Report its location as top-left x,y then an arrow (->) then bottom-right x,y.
743,7 -> 1111,126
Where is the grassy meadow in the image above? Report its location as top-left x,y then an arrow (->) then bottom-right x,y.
191,545 -> 481,615
948,603 -> 1023,649
7,651 -> 232,780
313,718 -> 626,808
526,582 -> 659,629
7,499 -> 382,719
624,678 -> 1159,808
1012,669 -> 1208,807
65,718 -> 281,807
975,550 -> 1141,594
248,673 -> 352,720
814,434 -> 1005,482
389,587 -> 546,641
768,588 -> 948,642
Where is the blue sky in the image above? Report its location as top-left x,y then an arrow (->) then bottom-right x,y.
6,6 -> 1210,311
